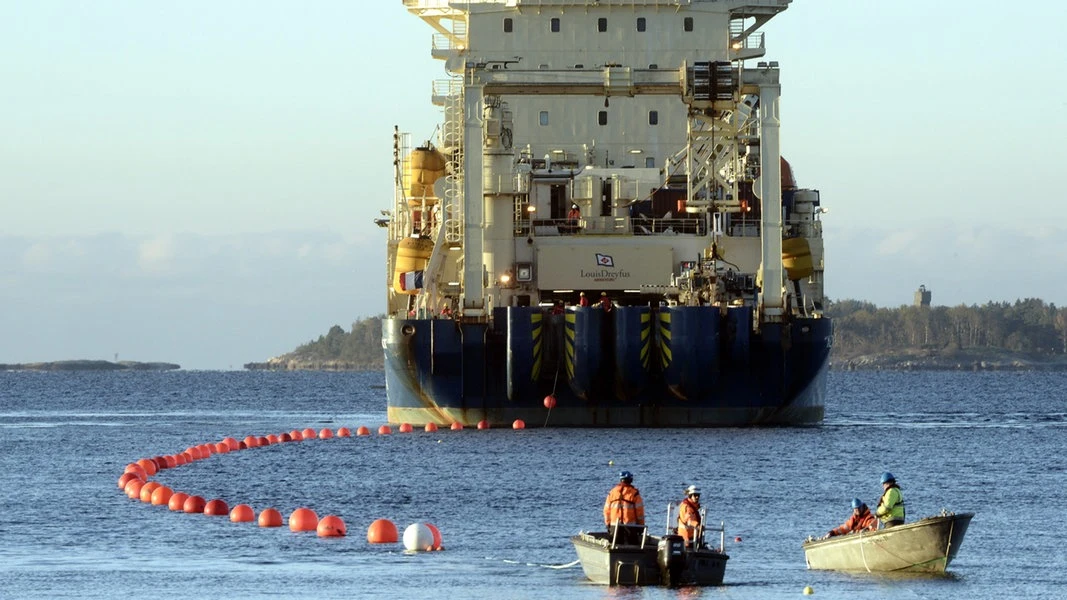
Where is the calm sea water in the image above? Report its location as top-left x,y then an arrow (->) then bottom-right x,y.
0,370 -> 1063,599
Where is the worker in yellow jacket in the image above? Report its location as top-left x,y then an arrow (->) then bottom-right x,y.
875,472 -> 905,527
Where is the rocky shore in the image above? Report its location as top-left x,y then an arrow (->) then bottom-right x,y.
243,357 -> 377,371
0,360 -> 180,371
834,349 -> 1067,371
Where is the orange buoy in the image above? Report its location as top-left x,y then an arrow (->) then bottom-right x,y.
266,434 -> 280,444
378,425 -> 392,435
477,420 -> 490,430
124,463 -> 147,479
124,478 -> 145,499
356,426 -> 370,436
174,453 -> 188,466
280,432 -> 293,442
318,428 -> 333,439
214,442 -> 230,454
337,427 -> 351,437
512,419 -> 525,429
450,422 -> 463,431
198,444 -> 214,458
168,492 -> 189,511
317,515 -> 346,537
150,486 -> 173,506
230,504 -> 255,522
289,507 -> 319,532
367,519 -> 399,543
543,394 -> 557,409
136,458 -> 158,476
301,428 -> 316,439
151,456 -> 168,470
187,446 -> 204,460
139,481 -> 162,503
242,435 -> 258,448
163,455 -> 178,469
258,507 -> 283,527
426,523 -> 443,550
223,437 -> 240,451
735,536 -> 743,543
183,495 -> 206,514
398,423 -> 413,433
256,436 -> 269,447
424,422 -> 438,432
118,472 -> 143,490
289,429 -> 304,441
204,499 -> 229,516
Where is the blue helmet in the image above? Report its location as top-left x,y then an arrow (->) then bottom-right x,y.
619,471 -> 633,482
881,472 -> 896,484
851,498 -> 865,510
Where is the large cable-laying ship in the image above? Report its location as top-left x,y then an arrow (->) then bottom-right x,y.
380,0 -> 831,427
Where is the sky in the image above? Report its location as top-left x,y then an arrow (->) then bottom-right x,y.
2,1 -> 1066,369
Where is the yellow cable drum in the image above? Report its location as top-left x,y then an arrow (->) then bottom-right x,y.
782,237 -> 814,281
392,236 -> 435,295
406,146 -> 446,207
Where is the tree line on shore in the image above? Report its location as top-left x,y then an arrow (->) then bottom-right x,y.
246,298 -> 1067,370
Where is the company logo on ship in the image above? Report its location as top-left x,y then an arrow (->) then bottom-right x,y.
582,253 -> 630,281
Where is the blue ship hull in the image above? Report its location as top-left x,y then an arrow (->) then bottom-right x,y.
383,306 -> 830,427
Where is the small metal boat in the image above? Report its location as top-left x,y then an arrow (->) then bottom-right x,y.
802,511 -> 974,574
571,504 -> 729,586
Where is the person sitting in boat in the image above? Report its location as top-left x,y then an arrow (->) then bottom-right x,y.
875,472 -> 906,528
677,485 -> 703,547
825,498 -> 878,538
604,471 -> 645,543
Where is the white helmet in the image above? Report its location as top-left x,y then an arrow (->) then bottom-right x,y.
685,485 -> 701,496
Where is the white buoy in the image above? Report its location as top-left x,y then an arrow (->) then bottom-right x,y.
403,523 -> 434,551
802,585 -> 814,595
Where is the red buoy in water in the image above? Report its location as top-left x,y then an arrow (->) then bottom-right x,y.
424,423 -> 438,432
258,508 -> 283,527
183,495 -> 206,514
214,442 -> 230,454
367,519 -> 398,543
318,428 -> 333,439
289,507 -> 319,532
450,422 -> 463,431
378,425 -> 392,435
337,427 -> 351,437
204,499 -> 229,516
139,481 -> 162,503
230,504 -> 255,522
356,426 -> 370,436
118,472 -> 143,490
168,492 -> 189,511
124,478 -> 145,499
301,428 -> 316,439
136,458 -> 158,477
512,420 -> 525,429
398,423 -> 413,433
280,432 -> 293,442
266,434 -> 280,444
242,436 -> 258,449
477,420 -> 490,430
124,463 -> 147,479
222,437 -> 240,451
150,486 -> 173,506
544,394 -> 557,409
289,430 -> 304,441
317,515 -> 346,537
426,523 -> 443,550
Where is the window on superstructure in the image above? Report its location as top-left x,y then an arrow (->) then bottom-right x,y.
598,111 -> 608,126
551,18 -> 560,33
648,111 -> 659,125
645,157 -> 656,168
684,17 -> 694,32
539,111 -> 549,126
598,18 -> 607,33
649,64 -> 659,69
504,18 -> 513,33
637,18 -> 646,32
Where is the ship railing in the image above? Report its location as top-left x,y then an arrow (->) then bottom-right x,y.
516,216 -> 706,237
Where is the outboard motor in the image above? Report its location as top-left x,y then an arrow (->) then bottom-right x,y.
657,534 -> 686,587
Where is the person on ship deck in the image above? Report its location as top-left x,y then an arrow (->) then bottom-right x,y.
677,485 -> 703,547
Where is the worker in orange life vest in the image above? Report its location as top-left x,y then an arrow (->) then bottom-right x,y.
826,498 -> 878,538
677,485 -> 703,547
604,471 -> 645,527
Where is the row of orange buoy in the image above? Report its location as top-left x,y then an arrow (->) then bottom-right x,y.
116,425 -> 451,548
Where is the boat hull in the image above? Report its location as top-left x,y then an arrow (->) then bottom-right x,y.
571,532 -> 728,586
802,513 -> 973,574
383,306 -> 831,427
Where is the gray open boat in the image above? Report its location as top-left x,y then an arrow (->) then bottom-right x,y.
802,511 -> 973,574
571,504 -> 729,586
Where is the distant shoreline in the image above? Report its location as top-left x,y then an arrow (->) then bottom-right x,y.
0,360 -> 180,371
